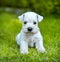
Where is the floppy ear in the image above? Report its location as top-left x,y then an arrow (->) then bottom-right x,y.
37,14 -> 43,22
18,14 -> 25,21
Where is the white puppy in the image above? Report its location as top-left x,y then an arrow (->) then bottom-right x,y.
16,12 -> 45,54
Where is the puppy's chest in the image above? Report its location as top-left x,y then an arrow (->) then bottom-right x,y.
24,35 -> 39,42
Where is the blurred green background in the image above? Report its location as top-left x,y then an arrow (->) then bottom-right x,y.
0,0 -> 60,16
0,0 -> 60,62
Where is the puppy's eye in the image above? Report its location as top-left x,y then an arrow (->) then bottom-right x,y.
33,22 -> 36,24
24,21 -> 27,24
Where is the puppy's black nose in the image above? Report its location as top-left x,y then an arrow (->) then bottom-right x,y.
28,27 -> 32,32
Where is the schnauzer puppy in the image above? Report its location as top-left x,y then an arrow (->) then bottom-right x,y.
16,12 -> 45,54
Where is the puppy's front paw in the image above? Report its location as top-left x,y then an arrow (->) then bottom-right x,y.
37,48 -> 46,53
20,49 -> 28,54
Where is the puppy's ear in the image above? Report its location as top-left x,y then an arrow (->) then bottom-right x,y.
18,14 -> 25,21
37,14 -> 43,22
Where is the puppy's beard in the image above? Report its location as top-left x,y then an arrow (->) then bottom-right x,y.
26,32 -> 35,34
22,27 -> 39,34
25,31 -> 38,34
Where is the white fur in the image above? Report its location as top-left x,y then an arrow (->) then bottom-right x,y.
16,12 -> 45,54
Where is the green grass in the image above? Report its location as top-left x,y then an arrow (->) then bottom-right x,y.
0,12 -> 60,62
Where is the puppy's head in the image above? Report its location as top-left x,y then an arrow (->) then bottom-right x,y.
18,12 -> 43,34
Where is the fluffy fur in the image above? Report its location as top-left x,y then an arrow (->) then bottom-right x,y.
16,12 -> 45,54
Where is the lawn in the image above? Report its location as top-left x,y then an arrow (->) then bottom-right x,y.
0,12 -> 60,62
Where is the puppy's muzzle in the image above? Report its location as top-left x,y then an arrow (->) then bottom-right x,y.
28,27 -> 33,32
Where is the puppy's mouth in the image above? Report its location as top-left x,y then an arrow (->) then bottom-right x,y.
25,31 -> 38,34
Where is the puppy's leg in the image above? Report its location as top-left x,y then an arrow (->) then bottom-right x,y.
20,40 -> 28,54
36,38 -> 45,53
